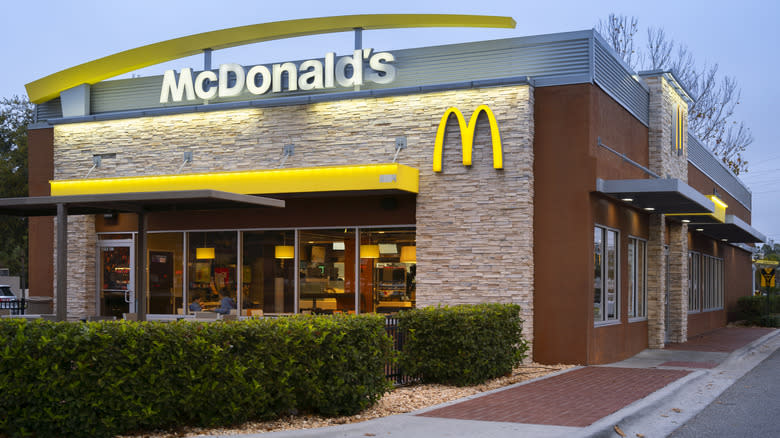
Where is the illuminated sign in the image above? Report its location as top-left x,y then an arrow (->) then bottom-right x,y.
160,49 -> 395,103
672,104 -> 685,156
433,105 -> 503,172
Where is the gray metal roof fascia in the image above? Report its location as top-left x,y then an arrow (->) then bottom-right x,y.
687,132 -> 752,211
591,30 -> 649,93
531,73 -> 592,87
39,77 -> 536,126
596,178 -> 715,211
588,29 -> 596,83
638,69 -> 695,102
726,214 -> 766,243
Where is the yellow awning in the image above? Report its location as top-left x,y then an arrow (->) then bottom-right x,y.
50,163 -> 418,196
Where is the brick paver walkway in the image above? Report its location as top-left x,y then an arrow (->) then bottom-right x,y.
659,361 -> 718,369
418,367 -> 690,427
666,327 -> 775,352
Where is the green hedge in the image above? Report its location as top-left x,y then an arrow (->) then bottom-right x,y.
736,295 -> 780,326
397,303 -> 528,386
0,315 -> 392,438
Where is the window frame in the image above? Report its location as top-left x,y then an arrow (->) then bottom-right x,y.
688,251 -> 701,313
628,236 -> 647,321
701,254 -> 724,311
594,224 -> 620,325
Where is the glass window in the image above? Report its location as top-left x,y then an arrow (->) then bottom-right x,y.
147,232 -> 184,315
187,231 -> 237,315
628,238 -> 647,319
299,229 -> 356,314
594,226 -> 619,323
701,254 -> 724,311
242,230 -> 295,315
359,228 -> 416,314
688,252 -> 701,312
594,228 -> 604,321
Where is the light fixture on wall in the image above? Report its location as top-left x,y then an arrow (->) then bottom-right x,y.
400,246 -> 416,263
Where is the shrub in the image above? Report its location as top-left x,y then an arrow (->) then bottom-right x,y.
736,296 -> 765,322
757,314 -> 780,328
0,315 -> 392,438
397,303 -> 528,386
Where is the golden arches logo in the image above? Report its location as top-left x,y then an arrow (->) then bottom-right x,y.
433,105 -> 503,172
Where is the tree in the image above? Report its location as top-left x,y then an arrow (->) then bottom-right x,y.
0,96 -> 33,284
597,14 -> 752,175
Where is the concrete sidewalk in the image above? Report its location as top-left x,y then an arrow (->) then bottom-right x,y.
211,327 -> 780,438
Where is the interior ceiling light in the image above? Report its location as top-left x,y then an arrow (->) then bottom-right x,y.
643,207 -> 655,211
682,219 -> 691,223
360,244 -> 380,259
196,247 -> 215,260
274,245 -> 294,259
621,198 -> 633,202
400,246 -> 416,263
696,228 -> 704,232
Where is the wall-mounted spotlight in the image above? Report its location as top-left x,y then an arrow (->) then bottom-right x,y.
177,151 -> 193,173
279,144 -> 294,168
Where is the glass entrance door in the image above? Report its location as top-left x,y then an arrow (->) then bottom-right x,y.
98,241 -> 134,318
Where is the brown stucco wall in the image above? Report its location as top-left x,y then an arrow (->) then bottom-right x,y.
27,127 -> 54,299
534,83 -> 652,365
533,84 -> 594,365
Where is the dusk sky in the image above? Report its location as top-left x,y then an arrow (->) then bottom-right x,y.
2,0 -> 777,243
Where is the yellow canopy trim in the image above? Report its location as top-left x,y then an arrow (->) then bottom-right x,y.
50,163 -> 419,196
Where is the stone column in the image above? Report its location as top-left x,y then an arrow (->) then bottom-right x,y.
646,214 -> 666,348
53,214 -> 97,320
667,222 -> 689,343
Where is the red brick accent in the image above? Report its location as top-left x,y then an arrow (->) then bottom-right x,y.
665,327 -> 775,352
418,367 -> 690,427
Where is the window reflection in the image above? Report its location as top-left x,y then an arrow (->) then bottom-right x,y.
187,231 -> 237,315
242,230 -> 295,315
147,232 -> 184,315
298,229 -> 355,314
359,228 -> 416,314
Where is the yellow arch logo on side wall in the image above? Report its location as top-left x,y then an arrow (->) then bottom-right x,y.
432,105 -> 503,172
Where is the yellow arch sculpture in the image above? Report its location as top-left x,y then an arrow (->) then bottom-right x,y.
25,14 -> 516,104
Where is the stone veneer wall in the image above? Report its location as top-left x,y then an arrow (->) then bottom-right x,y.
53,85 -> 536,341
646,214 -> 666,349
644,74 -> 690,346
52,215 -> 97,320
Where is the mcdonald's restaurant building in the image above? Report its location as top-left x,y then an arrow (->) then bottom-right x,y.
15,19 -> 765,365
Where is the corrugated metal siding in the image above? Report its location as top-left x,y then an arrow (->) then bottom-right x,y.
80,32 -> 595,116
36,99 -> 62,120
37,29 -> 653,133
592,36 -> 649,126
688,133 -> 752,210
